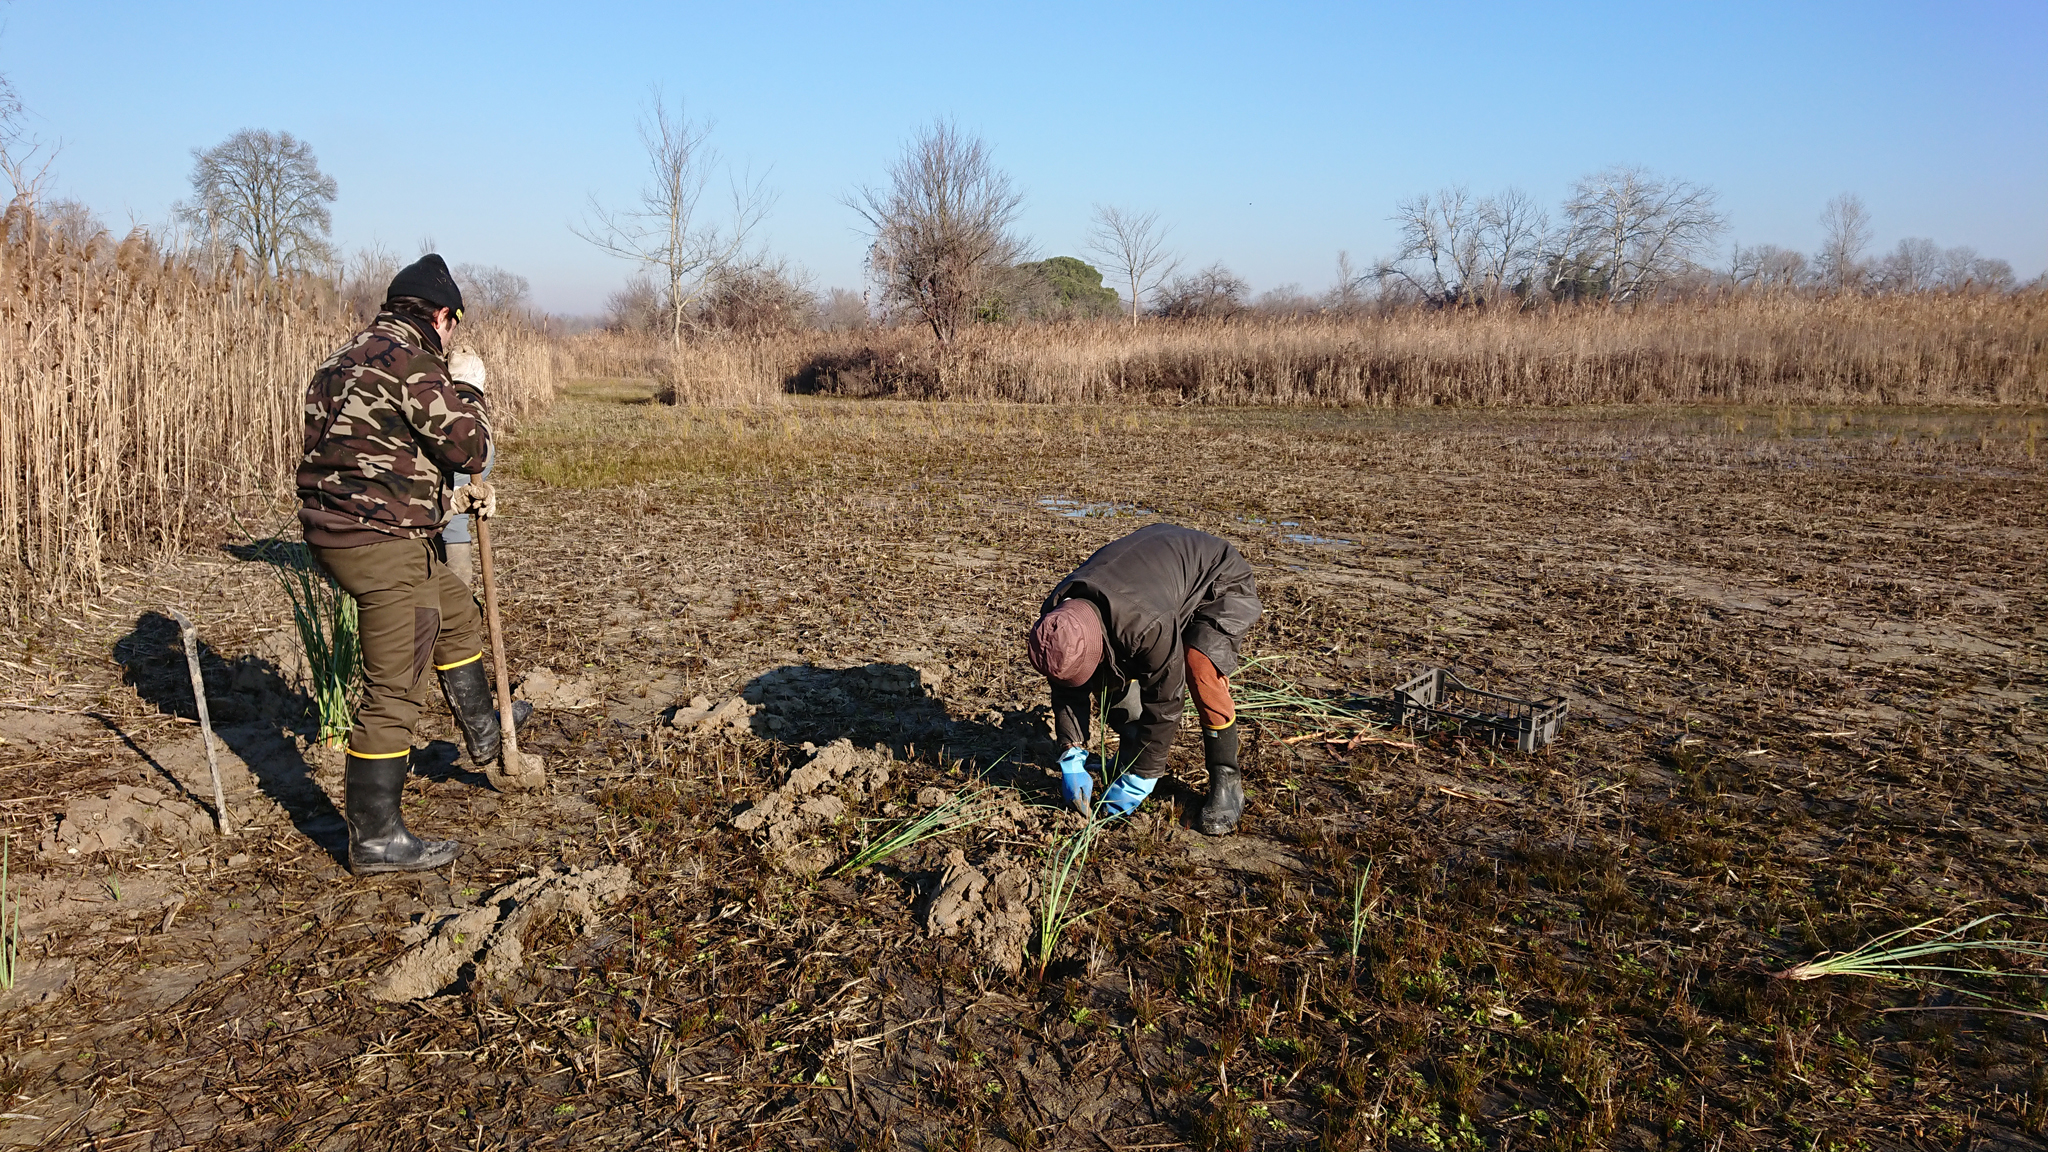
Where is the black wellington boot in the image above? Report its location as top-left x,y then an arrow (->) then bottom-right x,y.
346,752 -> 460,874
438,659 -> 532,767
1198,725 -> 1245,836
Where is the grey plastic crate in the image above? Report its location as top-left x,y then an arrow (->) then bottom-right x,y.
1391,668 -> 1569,752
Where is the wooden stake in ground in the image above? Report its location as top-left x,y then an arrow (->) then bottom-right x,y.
474,517 -> 544,791
171,610 -> 234,836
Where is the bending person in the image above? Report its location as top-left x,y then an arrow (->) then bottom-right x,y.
1027,523 -> 1263,834
298,254 -> 528,874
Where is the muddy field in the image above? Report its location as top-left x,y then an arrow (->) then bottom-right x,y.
0,385 -> 2043,1151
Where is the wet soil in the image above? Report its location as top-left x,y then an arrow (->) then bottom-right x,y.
0,389 -> 2043,1150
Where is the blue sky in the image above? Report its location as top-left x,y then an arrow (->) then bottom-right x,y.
6,1 -> 2043,314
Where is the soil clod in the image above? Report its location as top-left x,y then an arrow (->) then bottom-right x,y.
366,863 -> 633,1002
922,847 -> 1038,976
732,737 -> 895,873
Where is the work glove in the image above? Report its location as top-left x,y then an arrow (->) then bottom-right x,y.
449,481 -> 497,520
447,348 -> 488,387
1098,772 -> 1157,819
1058,746 -> 1097,816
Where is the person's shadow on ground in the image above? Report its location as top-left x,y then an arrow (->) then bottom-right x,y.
112,607 -> 353,865
720,662 -> 1055,794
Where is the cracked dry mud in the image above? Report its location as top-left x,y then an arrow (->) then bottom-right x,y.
0,392 -> 2042,1151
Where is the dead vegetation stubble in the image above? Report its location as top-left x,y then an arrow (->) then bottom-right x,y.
0,384 -> 2043,1150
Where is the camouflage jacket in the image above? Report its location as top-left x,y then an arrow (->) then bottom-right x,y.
297,313 -> 491,548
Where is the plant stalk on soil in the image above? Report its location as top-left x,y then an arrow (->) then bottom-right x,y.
833,784 -> 1008,876
1778,913 -> 2048,987
1350,861 -> 1375,960
1036,818 -> 1104,980
1220,656 -> 1392,741
265,540 -> 363,746
0,835 -> 17,991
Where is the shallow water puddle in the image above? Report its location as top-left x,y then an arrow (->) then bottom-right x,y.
1238,514 -> 1356,548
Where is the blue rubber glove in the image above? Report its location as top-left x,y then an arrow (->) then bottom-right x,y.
1099,772 -> 1158,819
1058,747 -> 1095,815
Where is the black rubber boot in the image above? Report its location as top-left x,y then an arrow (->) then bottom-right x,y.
438,660 -> 531,767
1198,725 -> 1245,836
346,752 -> 460,874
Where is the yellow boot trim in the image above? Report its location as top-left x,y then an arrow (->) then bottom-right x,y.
346,746 -> 412,759
1203,719 -> 1236,732
435,651 -> 483,672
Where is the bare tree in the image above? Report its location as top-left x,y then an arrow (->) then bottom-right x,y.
576,91 -> 770,349
1933,245 -> 2015,293
1154,263 -> 1249,319
1085,205 -> 1178,326
1325,251 -> 1369,313
1561,166 -> 1726,305
1475,188 -> 1546,301
454,262 -> 532,316
25,199 -> 103,249
849,121 -> 1026,346
1731,243 -> 1808,291
1874,237 -> 1940,293
1384,187 -> 1479,304
817,287 -> 872,331
0,70 -> 57,219
699,258 -> 815,334
1252,283 -> 1318,317
336,244 -> 402,318
1814,193 -> 1872,293
605,276 -> 664,334
177,129 -> 337,279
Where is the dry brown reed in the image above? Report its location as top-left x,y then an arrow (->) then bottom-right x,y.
558,329 -> 785,406
0,209 -> 557,618
635,293 -> 2047,408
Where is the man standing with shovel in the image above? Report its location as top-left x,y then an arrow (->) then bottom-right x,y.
1027,523 -> 1262,834
298,254 -> 531,874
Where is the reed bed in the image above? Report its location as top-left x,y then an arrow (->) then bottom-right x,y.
0,211 -> 558,618
637,292 -> 2046,407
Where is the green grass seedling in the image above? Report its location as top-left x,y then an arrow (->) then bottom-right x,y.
1778,913 -> 2048,1000
1215,656 -> 1396,742
1036,818 -> 1104,980
247,534 -> 362,746
833,785 -> 1008,876
0,835 -> 18,991
1349,861 -> 1376,960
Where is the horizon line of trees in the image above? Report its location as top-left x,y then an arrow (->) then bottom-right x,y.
4,74 -> 2033,345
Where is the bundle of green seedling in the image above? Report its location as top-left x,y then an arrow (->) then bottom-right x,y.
1035,817 -> 1105,980
1779,913 -> 2048,1014
1212,656 -> 1401,744
833,783 -> 1014,876
265,539 -> 363,746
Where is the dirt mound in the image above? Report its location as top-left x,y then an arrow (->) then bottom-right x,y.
39,724 -> 336,859
516,667 -> 601,710
732,738 -> 894,874
0,709 -> 101,749
922,847 -> 1038,976
667,694 -> 757,737
367,864 -> 634,1002
41,783 -> 216,857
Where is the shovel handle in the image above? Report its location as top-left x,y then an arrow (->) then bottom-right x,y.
474,516 -> 520,770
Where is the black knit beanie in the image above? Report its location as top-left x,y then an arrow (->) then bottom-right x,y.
385,254 -> 465,321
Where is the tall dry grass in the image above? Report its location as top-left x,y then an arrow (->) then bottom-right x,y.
0,210 -> 557,619
558,329 -> 786,405
636,293 -> 2046,408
